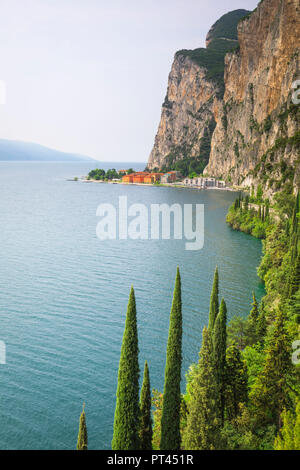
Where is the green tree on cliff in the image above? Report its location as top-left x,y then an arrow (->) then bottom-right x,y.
112,286 -> 140,450
139,361 -> 153,450
249,292 -> 259,326
160,267 -> 182,450
77,403 -> 88,450
208,267 -> 219,331
212,298 -> 227,425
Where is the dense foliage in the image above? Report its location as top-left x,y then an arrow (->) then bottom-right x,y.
108,190 -> 299,451
226,192 -> 270,239
160,267 -> 182,450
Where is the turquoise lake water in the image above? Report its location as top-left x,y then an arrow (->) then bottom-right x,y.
0,161 -> 265,449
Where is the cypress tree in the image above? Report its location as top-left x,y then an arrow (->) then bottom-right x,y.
77,403 -> 88,450
291,191 -> 299,236
212,298 -> 227,425
224,344 -> 248,421
244,195 -> 249,211
112,286 -> 140,450
183,327 -> 220,450
208,267 -> 219,331
288,288 -> 300,324
265,202 -> 270,220
139,361 -> 153,450
256,308 -> 267,342
251,309 -> 294,430
288,251 -> 300,299
160,267 -> 182,450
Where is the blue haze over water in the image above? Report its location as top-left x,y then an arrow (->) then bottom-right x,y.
0,162 -> 265,449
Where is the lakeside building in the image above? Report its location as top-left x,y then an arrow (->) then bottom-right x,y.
122,171 -> 164,184
183,177 -> 226,188
121,170 -> 181,184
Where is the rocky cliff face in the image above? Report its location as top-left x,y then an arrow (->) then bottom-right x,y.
147,9 -> 249,175
147,55 -> 219,172
205,0 -> 300,196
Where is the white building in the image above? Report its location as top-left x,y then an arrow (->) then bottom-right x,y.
183,177 -> 226,189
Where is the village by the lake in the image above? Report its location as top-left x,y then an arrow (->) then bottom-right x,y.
80,168 -> 229,190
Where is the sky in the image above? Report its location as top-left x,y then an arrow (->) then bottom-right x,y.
0,0 -> 259,162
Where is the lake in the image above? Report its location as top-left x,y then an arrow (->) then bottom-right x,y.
0,161 -> 264,449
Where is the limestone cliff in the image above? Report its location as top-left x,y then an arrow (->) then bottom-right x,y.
148,0 -> 300,197
205,0 -> 300,196
147,55 -> 219,173
147,9 -> 249,175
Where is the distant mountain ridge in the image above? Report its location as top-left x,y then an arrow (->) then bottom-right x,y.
0,139 -> 94,161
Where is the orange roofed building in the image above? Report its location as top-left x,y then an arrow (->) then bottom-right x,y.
122,172 -> 164,184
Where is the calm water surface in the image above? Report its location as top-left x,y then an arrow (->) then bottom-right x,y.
0,162 -> 264,449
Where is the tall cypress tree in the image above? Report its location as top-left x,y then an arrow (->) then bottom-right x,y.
249,292 -> 259,326
77,403 -> 88,450
139,361 -> 153,450
112,286 -> 140,450
208,267 -> 219,331
288,251 -> 300,299
160,267 -> 182,450
183,327 -> 220,450
256,308 -> 267,342
274,400 -> 300,450
212,298 -> 227,425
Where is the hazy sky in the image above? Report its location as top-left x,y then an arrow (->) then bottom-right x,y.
0,0 -> 258,162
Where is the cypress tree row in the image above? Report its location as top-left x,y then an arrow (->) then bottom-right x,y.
160,267 -> 182,450
208,267 -> 219,331
139,361 -> 153,450
183,327 -> 220,450
212,298 -> 227,425
77,403 -> 88,450
112,286 -> 140,450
